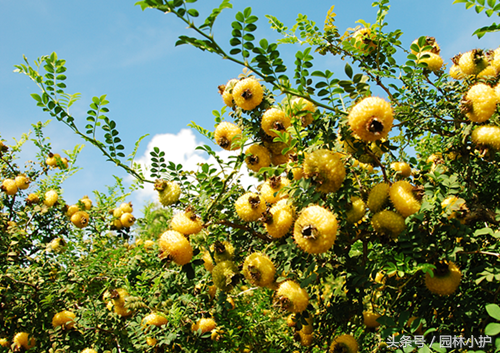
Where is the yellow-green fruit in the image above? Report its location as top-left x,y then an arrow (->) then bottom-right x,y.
449,64 -> 464,80
159,230 -> 193,265
2,178 -> 17,196
81,348 -> 98,353
0,338 -> 9,347
353,28 -> 377,55
458,49 -> 490,75
472,125 -> 500,150
463,83 -> 498,123
235,192 -> 266,222
261,176 -> 290,203
212,260 -> 239,292
425,261 -> 462,296
298,331 -> 314,346
192,318 -> 217,334
303,149 -> 345,193
291,97 -> 316,127
48,238 -> 64,252
363,311 -> 381,328
214,121 -> 242,151
232,77 -> 264,111
142,313 -> 168,327
371,210 -> 406,239
111,288 -> 133,317
346,196 -> 366,224
417,52 -> 443,72
294,205 -> 337,254
211,240 -> 235,263
264,199 -> 295,238
81,196 -> 93,210
120,212 -> 135,228
156,180 -> 181,206
52,310 -> 76,329
389,180 -> 421,217
348,97 -> 393,142
203,251 -> 214,272
46,153 -> 60,166
114,305 -> 133,317
171,209 -> 203,235
391,162 -> 412,178
146,337 -> 157,346
144,240 -> 155,250
44,189 -> 59,207
245,144 -> 271,172
298,315 -> 314,335
15,175 -> 30,190
13,332 -> 35,350
275,280 -> 309,313
220,79 -> 238,107
367,183 -> 390,212
441,196 -> 466,221
71,211 -> 90,229
261,108 -> 291,138
242,253 -> 276,287
271,151 -> 291,166
330,334 -> 359,353
411,36 -> 440,54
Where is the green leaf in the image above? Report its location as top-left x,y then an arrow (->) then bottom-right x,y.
187,9 -> 199,17
487,304 -> 500,320
486,322 -> 500,336
344,63 -> 353,78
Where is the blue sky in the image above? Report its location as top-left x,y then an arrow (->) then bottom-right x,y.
1,1 -> 499,213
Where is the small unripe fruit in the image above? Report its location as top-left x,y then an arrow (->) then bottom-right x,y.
155,179 -> 181,206
212,260 -> 239,292
290,97 -> 316,127
371,210 -> 406,239
211,240 -> 235,263
346,196 -> 366,224
367,183 -> 390,212
353,27 -> 377,55
0,338 -> 9,347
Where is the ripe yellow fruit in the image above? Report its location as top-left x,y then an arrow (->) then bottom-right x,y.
298,331 -> 314,346
275,280 -> 309,313
203,251 -> 214,272
441,196 -> 466,221
219,79 -> 238,107
391,162 -> 412,178
261,108 -> 291,138
330,334 -> 359,353
264,199 -> 295,238
472,125 -> 500,150
212,260 -> 239,292
44,189 -> 59,207
417,52 -> 443,72
171,209 -> 203,235
155,179 -> 181,206
425,261 -> 462,296
211,240 -> 235,263
232,77 -> 264,111
192,318 -> 217,334
66,204 -> 80,217
47,238 -> 65,252
303,149 -> 346,194
290,97 -> 316,127
71,211 -> 90,228
353,27 -> 377,55
348,97 -> 393,142
159,230 -> 193,265
242,253 -> 276,287
458,49 -> 490,75
367,183 -> 390,212
52,310 -> 76,329
120,212 -> 135,228
13,332 -> 36,350
144,240 -> 155,250
298,314 -> 314,335
363,311 -> 381,328
245,144 -> 271,172
449,64 -> 464,80
371,210 -> 406,239
270,150 -> 291,166
214,121 -> 242,151
2,178 -> 17,196
26,193 -> 40,204
0,338 -> 9,347
346,196 -> 366,224
477,64 -> 498,78
261,176 -> 290,204
46,153 -> 68,169
389,180 -> 421,218
142,313 -> 168,327
235,192 -> 266,222
15,175 -> 30,190
462,83 -> 498,123
80,196 -> 93,210
411,36 -> 440,54
146,337 -> 157,346
113,207 -> 124,219
294,205 -> 337,254
111,288 -> 133,317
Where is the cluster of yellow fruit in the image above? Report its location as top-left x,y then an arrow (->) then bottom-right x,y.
45,152 -> 69,169
110,201 -> 136,230
0,174 -> 30,196
66,195 -> 92,228
104,288 -> 133,317
142,312 -> 169,346
412,36 -> 444,73
451,47 -> 500,79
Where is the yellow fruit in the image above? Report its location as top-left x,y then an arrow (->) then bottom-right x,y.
66,204 -> 80,217
0,338 -> 9,347
264,199 -> 295,238
299,314 -> 314,335
303,149 -> 346,193
113,207 -> 124,219
159,230 -> 193,265
118,212 -> 134,228
330,334 -> 359,353
144,240 -> 155,250
298,331 -> 314,346
391,162 -> 412,178
346,196 -> 366,224
477,64 -> 498,78
261,176 -> 290,204
26,193 -> 40,204
81,196 -> 93,210
142,313 -> 168,327
363,311 -> 381,328
48,238 -> 64,252
214,121 -> 242,151
203,251 -> 214,272
235,192 -> 267,222
389,180 -> 421,217
52,310 -> 76,329
449,64 -> 464,80
411,36 -> 440,54
287,314 -> 297,327
113,218 -> 123,230
2,178 -> 17,196
472,125 -> 500,150
371,210 -> 406,239
245,144 -> 271,172
171,209 -> 203,235
114,305 -> 132,317
367,183 -> 390,212
111,288 -> 133,317
15,175 -> 30,190
294,205 -> 338,254
232,77 -> 264,111
462,83 -> 498,123
13,332 -> 35,350
290,97 -> 316,127
492,47 -> 500,71
353,27 -> 377,55
208,285 -> 217,300
219,79 -> 238,107
275,280 -> 309,313
44,189 -> 59,207
270,150 -> 291,166
155,179 -> 181,206
242,252 -> 276,287
425,261 -> 462,296
212,260 -> 239,292
441,196 -> 467,221
192,318 -> 217,334
146,337 -> 157,346
211,240 -> 235,263
458,49 -> 490,75
348,97 -> 393,142
71,211 -> 90,228
261,108 -> 291,138
417,52 -> 443,72
46,153 -> 60,166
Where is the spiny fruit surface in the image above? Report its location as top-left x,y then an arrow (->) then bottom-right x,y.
463,83 -> 498,123
367,183 -> 390,212
275,280 -> 309,313
261,176 -> 290,203
449,64 -> 464,80
52,310 -> 76,329
245,144 -> 271,172
417,52 -> 443,72
26,193 -> 40,204
389,180 -> 421,217
371,210 -> 406,239
353,28 -> 376,54
458,49 -> 490,75
214,122 -> 241,151
391,162 -> 412,178
71,211 -> 90,229
211,240 -> 235,263
13,332 -> 36,350
192,318 -> 217,334
425,261 -> 462,296
242,252 -> 276,287
294,205 -> 337,254
235,192 -> 266,222
44,189 -> 59,207
159,230 -> 193,265
261,108 -> 291,138
477,64 -> 498,78
15,175 -> 30,190
212,260 -> 239,292
156,180 -> 181,206
264,199 -> 295,238
348,97 -> 393,142
346,196 -> 366,224
2,179 -> 17,196
363,311 -> 381,328
232,77 -> 264,110
290,97 -> 316,127
303,149 -> 345,193
330,334 -> 359,353
142,313 -> 168,327
171,209 -> 203,235
471,125 -> 500,149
